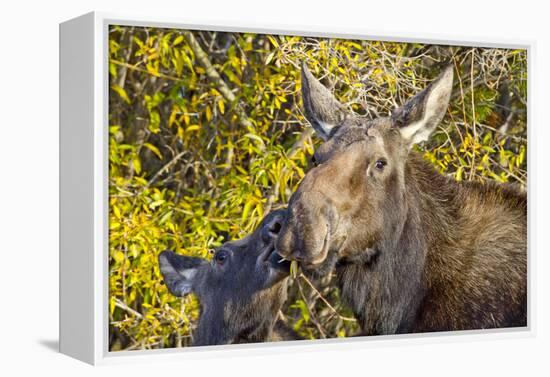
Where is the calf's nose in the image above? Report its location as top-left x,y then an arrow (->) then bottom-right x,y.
261,209 -> 286,243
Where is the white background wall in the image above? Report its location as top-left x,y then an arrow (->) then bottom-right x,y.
0,0 -> 548,375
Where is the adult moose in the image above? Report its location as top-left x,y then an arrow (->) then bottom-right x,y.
159,209 -> 298,345
276,63 -> 527,335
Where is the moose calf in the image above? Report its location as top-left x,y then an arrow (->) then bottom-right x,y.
276,63 -> 527,335
159,209 -> 297,346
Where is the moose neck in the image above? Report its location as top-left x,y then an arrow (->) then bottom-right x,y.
193,305 -> 231,346
337,151 -> 462,334
337,150 -> 526,335
400,151 -> 463,257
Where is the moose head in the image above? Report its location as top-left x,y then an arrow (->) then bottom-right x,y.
276,63 -> 454,274
159,209 -> 290,346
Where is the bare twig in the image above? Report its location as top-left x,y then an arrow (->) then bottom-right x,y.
296,277 -> 327,338
142,151 -> 187,190
299,273 -> 357,322
116,27 -> 135,89
469,49 -> 478,180
114,298 -> 143,319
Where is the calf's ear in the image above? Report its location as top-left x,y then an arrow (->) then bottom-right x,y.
158,250 -> 206,296
392,65 -> 454,147
301,62 -> 350,140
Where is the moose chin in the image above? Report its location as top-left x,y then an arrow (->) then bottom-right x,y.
276,63 -> 527,335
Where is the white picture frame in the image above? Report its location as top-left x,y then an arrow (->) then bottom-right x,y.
59,11 -> 534,365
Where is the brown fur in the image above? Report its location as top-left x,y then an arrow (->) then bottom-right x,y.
276,64 -> 527,335
337,153 -> 526,334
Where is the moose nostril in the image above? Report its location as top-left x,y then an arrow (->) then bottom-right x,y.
268,220 -> 282,235
261,210 -> 286,243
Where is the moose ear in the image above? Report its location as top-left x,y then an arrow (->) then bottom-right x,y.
392,65 -> 454,147
301,62 -> 350,140
158,250 -> 206,297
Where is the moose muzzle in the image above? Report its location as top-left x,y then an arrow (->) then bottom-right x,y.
275,191 -> 338,267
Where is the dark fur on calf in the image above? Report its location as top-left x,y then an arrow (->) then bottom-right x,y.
159,210 -> 300,345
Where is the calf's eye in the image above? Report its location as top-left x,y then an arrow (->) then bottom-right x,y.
374,159 -> 387,171
214,250 -> 228,265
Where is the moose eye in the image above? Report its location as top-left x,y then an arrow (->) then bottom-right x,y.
214,250 -> 228,265
374,159 -> 387,171
311,154 -> 318,167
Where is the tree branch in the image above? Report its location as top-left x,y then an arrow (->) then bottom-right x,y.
182,31 -> 254,130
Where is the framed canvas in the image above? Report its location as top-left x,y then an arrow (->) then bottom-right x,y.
60,12 -> 532,365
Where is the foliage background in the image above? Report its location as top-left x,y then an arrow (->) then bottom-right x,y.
108,26 -> 527,351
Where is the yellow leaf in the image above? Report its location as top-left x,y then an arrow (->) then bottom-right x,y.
133,157 -> 142,174
244,133 -> 265,148
143,142 -> 163,160
149,199 -> 165,209
146,62 -> 160,77
113,205 -> 121,219
111,85 -> 130,104
265,51 -> 276,65
241,201 -> 254,223
113,250 -> 125,263
456,166 -> 463,181
168,109 -> 177,127
109,296 -> 116,316
267,35 -> 279,48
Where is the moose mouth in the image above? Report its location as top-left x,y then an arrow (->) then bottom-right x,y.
260,243 -> 290,278
298,222 -> 331,269
298,227 -> 346,278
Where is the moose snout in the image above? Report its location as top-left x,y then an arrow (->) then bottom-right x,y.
276,222 -> 330,265
275,237 -> 305,262
275,192 -> 336,266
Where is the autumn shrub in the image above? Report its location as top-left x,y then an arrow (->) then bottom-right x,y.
108,26 -> 527,350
